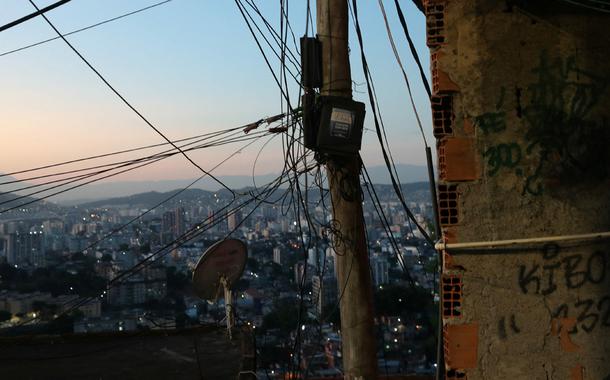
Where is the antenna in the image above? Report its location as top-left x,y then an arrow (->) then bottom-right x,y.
192,238 -> 247,339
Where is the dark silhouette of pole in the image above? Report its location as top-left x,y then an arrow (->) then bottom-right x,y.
317,0 -> 378,378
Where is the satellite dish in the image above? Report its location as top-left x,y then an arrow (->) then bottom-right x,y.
193,238 -> 248,300
192,238 -> 247,339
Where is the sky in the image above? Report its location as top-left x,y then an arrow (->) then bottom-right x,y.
0,0 -> 432,184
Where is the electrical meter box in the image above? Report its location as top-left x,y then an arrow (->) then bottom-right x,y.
316,96 -> 365,156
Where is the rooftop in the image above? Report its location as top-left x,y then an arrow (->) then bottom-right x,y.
0,325 -> 244,380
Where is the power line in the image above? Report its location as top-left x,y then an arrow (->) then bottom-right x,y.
0,131 -> 268,213
33,152 -> 313,329
0,128 -> 247,186
234,0 -> 291,102
350,0 -> 434,246
0,129 -> 261,194
378,0 -> 428,147
0,126 -> 239,181
392,0 -> 432,98
8,130 -> 311,331
75,134 -> 268,258
361,162 -> 416,286
0,0 -> 71,33
560,0 -> 610,12
0,0 -> 174,58
28,0 -> 235,196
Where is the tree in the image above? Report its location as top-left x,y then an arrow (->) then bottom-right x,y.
0,310 -> 11,322
262,299 -> 307,335
374,284 -> 434,316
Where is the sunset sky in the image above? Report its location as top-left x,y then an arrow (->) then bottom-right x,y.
0,0 -> 432,183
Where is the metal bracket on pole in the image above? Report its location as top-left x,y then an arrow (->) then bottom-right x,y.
220,276 -> 234,340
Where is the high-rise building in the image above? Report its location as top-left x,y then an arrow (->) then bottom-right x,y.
1,229 -> 46,268
312,274 -> 338,317
371,254 -> 389,287
227,210 -> 242,231
273,246 -> 285,265
161,208 -> 186,244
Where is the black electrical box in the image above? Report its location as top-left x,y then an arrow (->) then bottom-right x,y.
302,92 -> 318,150
315,96 -> 365,156
300,37 -> 322,88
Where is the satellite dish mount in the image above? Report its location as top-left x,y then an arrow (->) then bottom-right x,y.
192,239 -> 247,340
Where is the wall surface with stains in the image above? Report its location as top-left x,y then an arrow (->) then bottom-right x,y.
426,1 -> 610,379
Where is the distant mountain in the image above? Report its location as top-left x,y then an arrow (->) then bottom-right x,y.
1,164 -> 430,205
364,164 -> 429,184
50,174 -> 281,205
80,181 -> 431,211
80,188 -> 216,209
0,174 -> 38,208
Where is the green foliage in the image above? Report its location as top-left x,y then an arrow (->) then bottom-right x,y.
374,284 -> 434,316
140,243 -> 151,254
262,298 -> 307,335
0,263 -> 105,297
166,266 -> 190,293
424,257 -> 439,274
0,310 -> 11,322
246,257 -> 259,272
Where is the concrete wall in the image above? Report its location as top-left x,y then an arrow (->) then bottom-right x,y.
426,1 -> 610,379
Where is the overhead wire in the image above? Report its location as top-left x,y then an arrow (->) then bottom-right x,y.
28,0 -> 235,196
0,128 -> 256,192
0,0 -> 71,33
361,162 -> 416,287
238,0 -> 301,84
0,130 -> 269,213
234,0 -> 291,102
349,0 -> 434,246
559,0 -> 610,12
9,147 -> 313,331
0,0 -> 174,58
1,113 -> 288,210
0,126 -> 242,181
378,0 -> 428,147
77,133 -> 268,260
392,0 -> 432,98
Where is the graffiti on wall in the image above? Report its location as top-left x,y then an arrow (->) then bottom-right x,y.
476,51 -> 609,195
515,244 -> 609,335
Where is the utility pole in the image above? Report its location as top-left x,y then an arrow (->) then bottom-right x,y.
317,1 -> 378,379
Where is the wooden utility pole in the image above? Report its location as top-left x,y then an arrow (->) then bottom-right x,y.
317,1 -> 378,378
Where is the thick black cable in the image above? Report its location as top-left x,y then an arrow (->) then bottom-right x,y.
0,0 -> 71,33
0,0 -> 173,58
361,163 -> 416,287
378,0 -> 428,147
351,0 -> 433,246
393,0 -> 432,98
